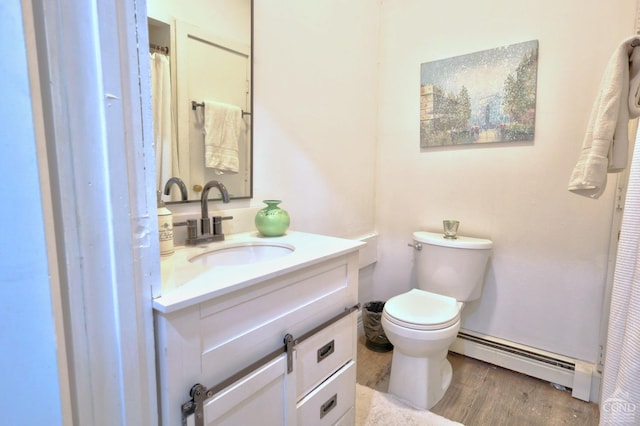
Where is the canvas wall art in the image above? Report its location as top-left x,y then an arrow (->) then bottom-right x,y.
420,40 -> 539,148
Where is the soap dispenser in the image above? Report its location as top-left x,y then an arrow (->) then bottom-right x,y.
157,191 -> 174,256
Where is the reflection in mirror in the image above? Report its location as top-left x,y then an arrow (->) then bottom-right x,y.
148,0 -> 252,204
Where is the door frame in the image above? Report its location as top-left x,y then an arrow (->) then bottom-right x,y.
25,0 -> 159,423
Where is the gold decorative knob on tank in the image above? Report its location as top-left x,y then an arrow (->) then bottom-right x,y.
192,184 -> 203,193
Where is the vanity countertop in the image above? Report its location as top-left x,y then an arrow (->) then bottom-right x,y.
153,231 -> 364,313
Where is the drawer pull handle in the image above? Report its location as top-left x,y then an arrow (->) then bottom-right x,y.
320,393 -> 337,418
317,340 -> 335,363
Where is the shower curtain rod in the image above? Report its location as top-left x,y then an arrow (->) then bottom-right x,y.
149,43 -> 169,54
191,101 -> 252,116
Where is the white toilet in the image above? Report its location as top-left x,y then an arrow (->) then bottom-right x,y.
381,230 -> 492,410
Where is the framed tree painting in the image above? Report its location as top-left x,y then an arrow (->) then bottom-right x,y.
420,40 -> 539,148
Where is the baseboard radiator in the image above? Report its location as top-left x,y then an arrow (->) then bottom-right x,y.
355,304 -> 600,402
450,330 -> 600,403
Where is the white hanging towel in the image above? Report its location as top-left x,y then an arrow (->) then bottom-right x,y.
203,100 -> 242,174
568,36 -> 640,199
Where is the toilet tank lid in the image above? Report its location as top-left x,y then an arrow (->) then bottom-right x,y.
413,231 -> 493,249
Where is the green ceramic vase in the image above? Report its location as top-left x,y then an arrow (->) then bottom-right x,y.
255,200 -> 290,237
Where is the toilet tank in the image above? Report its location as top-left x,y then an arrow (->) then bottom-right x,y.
413,231 -> 492,302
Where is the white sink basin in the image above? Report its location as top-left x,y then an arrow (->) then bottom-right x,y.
188,242 -> 295,267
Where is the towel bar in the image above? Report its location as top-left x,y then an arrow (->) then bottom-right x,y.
191,101 -> 251,116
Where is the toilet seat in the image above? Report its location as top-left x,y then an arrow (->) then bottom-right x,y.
384,289 -> 460,331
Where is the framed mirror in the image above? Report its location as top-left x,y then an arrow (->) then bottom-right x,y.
148,0 -> 253,204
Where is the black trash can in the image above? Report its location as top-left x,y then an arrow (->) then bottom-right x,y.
362,301 -> 393,352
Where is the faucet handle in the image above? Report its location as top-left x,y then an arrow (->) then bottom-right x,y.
212,216 -> 234,236
174,220 -> 199,245
175,219 -> 198,237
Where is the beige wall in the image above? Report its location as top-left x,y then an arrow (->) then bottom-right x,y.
374,0 -> 636,362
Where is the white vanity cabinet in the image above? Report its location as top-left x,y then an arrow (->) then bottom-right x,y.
153,234 -> 361,426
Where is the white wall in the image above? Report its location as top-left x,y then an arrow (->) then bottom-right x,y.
251,1 -> 379,238
374,0 -> 636,363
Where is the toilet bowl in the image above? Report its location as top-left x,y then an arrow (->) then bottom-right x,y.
381,289 -> 462,409
381,231 -> 492,410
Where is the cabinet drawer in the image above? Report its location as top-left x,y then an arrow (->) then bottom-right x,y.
296,360 -> 356,426
295,312 -> 356,400
334,406 -> 354,426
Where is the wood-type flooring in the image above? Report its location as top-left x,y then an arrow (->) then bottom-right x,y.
356,335 -> 600,426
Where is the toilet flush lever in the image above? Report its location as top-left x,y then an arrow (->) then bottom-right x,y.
408,242 -> 422,251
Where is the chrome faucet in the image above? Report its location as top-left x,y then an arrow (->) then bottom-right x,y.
163,177 -> 188,201
182,180 -> 232,245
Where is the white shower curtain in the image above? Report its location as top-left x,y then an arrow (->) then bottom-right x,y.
601,125 -> 640,425
150,52 -> 179,200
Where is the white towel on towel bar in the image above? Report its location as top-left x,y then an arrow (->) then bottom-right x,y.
568,36 -> 640,199
203,100 -> 242,174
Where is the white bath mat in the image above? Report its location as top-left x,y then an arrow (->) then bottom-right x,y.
355,383 -> 464,426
